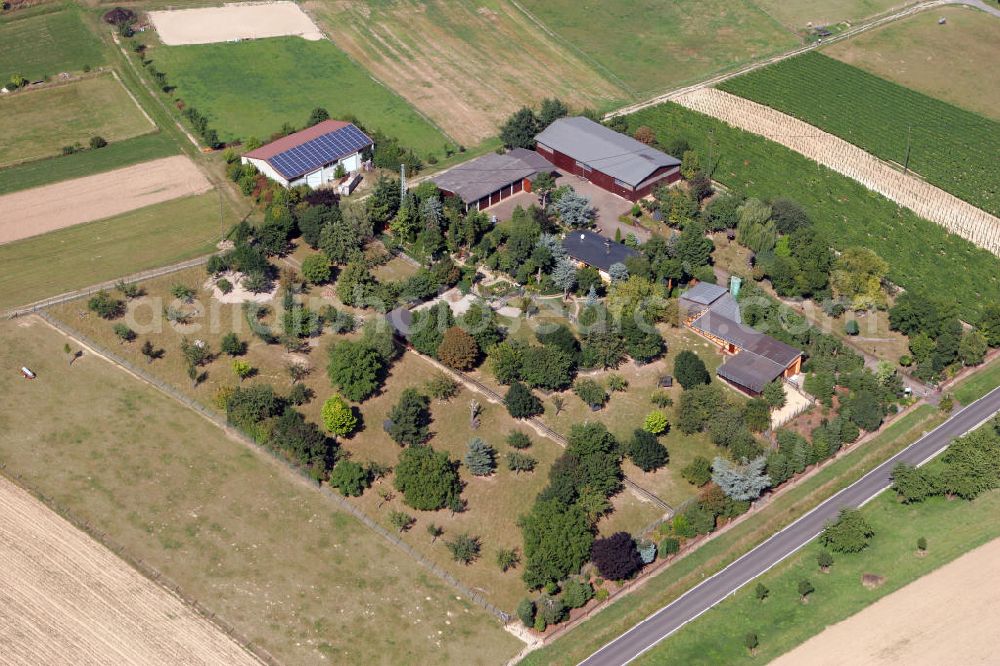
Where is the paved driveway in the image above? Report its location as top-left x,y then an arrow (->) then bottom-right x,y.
557,173 -> 650,242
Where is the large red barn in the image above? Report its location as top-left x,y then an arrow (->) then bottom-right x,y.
534,116 -> 682,201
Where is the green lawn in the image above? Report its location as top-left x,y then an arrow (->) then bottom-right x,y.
517,0 -> 797,97
151,37 -> 448,153
953,357 -> 1000,405
0,193 -> 225,311
636,464 -> 1000,664
719,52 -> 1000,216
0,132 -> 177,196
1,74 -> 154,166
0,317 -> 522,665
624,102 -> 1000,321
521,403 -> 942,665
0,5 -> 105,82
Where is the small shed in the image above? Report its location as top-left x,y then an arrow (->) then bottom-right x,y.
657,375 -> 673,388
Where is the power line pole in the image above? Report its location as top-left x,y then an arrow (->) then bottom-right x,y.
902,125 -> 912,175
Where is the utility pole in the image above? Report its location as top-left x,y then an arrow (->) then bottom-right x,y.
902,125 -> 912,175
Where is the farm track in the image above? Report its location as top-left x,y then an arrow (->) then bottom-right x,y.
0,474 -> 260,666
673,88 -> 1000,256
607,0 -> 977,119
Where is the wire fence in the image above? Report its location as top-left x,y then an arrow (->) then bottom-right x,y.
5,255 -> 212,319
35,311 -> 514,626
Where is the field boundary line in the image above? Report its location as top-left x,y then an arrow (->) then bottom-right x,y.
3,254 -> 213,318
111,30 -> 202,150
32,312 -> 517,628
0,466 -> 275,666
298,3 -> 461,146
605,0 -> 954,118
111,68 -> 157,128
505,0 -> 636,99
674,88 -> 1000,256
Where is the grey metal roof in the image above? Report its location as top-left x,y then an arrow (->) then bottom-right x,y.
562,230 -> 638,273
717,352 -> 786,394
681,282 -> 728,306
430,150 -> 554,204
535,116 -> 681,187
386,307 -> 413,338
691,311 -> 801,368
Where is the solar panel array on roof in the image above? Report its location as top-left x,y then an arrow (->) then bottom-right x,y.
268,124 -> 372,180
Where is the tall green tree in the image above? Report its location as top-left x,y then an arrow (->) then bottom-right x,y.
500,107 -> 540,149
327,339 -> 384,402
394,445 -> 461,510
386,388 -> 431,446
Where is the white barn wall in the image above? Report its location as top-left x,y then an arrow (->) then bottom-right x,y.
248,151 -> 365,190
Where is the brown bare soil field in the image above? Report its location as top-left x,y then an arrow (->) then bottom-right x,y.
307,0 -> 625,145
771,537 -> 1000,666
0,155 -> 212,245
0,475 -> 259,666
824,6 -> 1000,122
675,88 -> 1000,256
148,2 -> 323,45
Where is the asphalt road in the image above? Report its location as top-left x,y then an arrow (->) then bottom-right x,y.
581,385 -> 1000,666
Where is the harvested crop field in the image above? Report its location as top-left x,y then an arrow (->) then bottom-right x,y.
771,538 -> 1000,666
308,0 -> 625,145
0,475 -> 259,665
148,1 -> 323,45
0,155 -> 212,244
674,88 -> 1000,256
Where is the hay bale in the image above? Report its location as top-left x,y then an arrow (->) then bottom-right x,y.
861,573 -> 885,589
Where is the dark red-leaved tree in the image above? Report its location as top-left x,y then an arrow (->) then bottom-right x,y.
591,531 -> 643,581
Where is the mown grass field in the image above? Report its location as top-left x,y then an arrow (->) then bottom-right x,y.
151,37 -> 449,153
0,132 -> 177,196
0,193 -> 224,311
517,0 -> 797,97
952,357 -> 1000,405
635,460 -> 1000,664
718,52 -> 1000,217
0,74 -> 154,166
624,102 -> 1000,321
0,4 -> 105,82
824,6 -> 1000,122
520,403 -> 943,665
751,0 -> 914,30
0,317 -> 522,665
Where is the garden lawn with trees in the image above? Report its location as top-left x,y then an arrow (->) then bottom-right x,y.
149,37 -> 447,154
623,102 -> 1000,321
632,422 -> 1000,664
718,52 -> 1000,217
